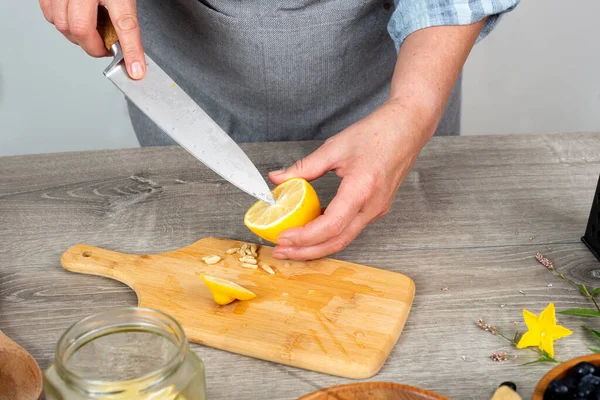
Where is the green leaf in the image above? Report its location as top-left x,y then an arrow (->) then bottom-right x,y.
558,308 -> 600,318
520,357 -> 559,366
513,331 -> 519,343
578,284 -> 592,297
539,350 -> 559,363
592,288 -> 600,296
588,347 -> 600,353
583,326 -> 600,341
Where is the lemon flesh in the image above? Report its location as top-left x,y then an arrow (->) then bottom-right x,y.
201,274 -> 256,305
244,178 -> 321,244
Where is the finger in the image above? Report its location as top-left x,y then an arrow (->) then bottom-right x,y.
52,0 -> 70,35
273,213 -> 369,261
39,0 -> 54,23
276,176 -> 366,247
269,142 -> 335,185
69,0 -> 110,57
107,0 -> 146,79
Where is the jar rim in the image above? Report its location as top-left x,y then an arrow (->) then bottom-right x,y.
54,306 -> 188,393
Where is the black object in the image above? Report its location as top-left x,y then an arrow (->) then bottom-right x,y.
499,381 -> 517,391
582,175 -> 600,262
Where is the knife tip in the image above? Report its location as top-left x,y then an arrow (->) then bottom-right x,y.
256,192 -> 276,206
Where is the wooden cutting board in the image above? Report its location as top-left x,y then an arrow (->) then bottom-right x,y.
61,238 -> 415,379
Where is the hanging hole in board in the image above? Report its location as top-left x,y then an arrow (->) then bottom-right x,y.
82,251 -> 92,257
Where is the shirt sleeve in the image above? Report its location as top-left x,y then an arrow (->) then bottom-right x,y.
387,0 -> 520,51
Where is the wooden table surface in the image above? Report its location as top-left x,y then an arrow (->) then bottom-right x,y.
1,132 -> 600,399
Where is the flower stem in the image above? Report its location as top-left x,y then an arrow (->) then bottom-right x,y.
556,272 -> 600,313
591,297 -> 600,313
536,253 -> 600,313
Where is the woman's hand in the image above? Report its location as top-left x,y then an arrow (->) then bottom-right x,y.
39,0 -> 146,79
268,101 -> 430,260
268,20 -> 486,260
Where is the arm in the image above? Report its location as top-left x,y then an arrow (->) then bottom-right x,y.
269,21 -> 485,261
387,20 -> 486,144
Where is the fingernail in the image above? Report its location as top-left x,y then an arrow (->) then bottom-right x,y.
130,62 -> 143,79
270,170 -> 285,175
278,238 -> 293,246
272,252 -> 288,260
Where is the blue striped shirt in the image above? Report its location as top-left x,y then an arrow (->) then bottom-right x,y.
387,0 -> 520,50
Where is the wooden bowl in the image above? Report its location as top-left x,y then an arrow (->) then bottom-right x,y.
298,382 -> 449,400
532,354 -> 600,399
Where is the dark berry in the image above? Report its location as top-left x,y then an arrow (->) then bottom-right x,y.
561,375 -> 578,389
546,378 -> 576,398
544,392 -> 557,400
577,382 -> 597,398
499,381 -> 517,391
581,374 -> 600,386
572,362 -> 597,378
578,374 -> 600,399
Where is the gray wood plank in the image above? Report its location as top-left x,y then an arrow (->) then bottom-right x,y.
1,132 -> 600,399
1,133 -> 599,259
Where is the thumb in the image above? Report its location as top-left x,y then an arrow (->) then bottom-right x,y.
107,0 -> 146,80
269,145 -> 334,185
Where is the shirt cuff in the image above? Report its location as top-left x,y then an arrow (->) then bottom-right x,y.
387,0 -> 520,51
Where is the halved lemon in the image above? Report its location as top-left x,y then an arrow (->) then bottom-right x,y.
201,274 -> 256,305
244,178 -> 321,244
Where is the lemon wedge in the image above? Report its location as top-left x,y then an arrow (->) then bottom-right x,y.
201,274 -> 256,305
244,178 -> 321,244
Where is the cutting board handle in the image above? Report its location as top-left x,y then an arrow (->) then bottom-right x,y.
96,6 -> 119,52
61,244 -> 139,289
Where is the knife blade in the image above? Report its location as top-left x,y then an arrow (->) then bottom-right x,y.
96,7 -> 275,206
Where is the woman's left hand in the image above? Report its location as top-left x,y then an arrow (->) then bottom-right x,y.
268,101 -> 431,260
268,19 -> 487,260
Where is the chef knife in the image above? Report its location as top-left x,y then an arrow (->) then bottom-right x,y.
96,7 -> 275,205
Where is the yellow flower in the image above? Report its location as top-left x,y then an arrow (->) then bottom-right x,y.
516,303 -> 572,358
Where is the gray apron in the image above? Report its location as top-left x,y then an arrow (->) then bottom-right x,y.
129,0 -> 461,146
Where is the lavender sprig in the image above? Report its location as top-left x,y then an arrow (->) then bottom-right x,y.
491,352 -> 519,362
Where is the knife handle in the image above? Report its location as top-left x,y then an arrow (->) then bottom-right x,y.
96,6 -> 119,52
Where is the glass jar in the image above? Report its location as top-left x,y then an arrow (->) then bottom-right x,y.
44,307 -> 206,400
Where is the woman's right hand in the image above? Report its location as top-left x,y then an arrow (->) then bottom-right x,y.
39,0 -> 146,79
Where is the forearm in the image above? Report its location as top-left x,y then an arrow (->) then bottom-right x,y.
386,20 -> 486,144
